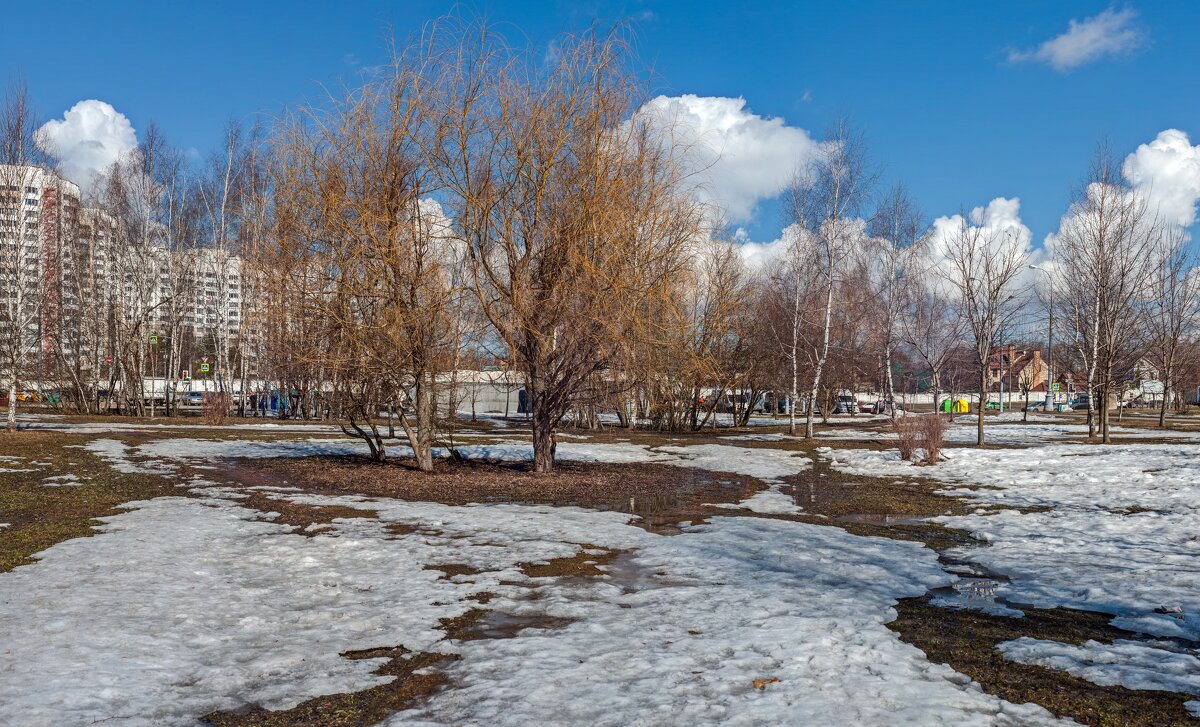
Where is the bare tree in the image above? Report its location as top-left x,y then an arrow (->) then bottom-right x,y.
785,120 -> 874,438
436,23 -> 700,471
900,282 -> 963,416
1146,225 -> 1200,427
867,183 -> 924,418
939,213 -> 1027,445
0,79 -> 54,431
263,46 -> 459,469
1055,145 -> 1159,442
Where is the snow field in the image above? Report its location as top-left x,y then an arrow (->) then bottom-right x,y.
0,487 -> 1070,726
823,440 -> 1200,704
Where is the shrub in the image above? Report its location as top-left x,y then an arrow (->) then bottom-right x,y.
891,416 -> 923,461
919,413 -> 947,465
202,392 -> 232,426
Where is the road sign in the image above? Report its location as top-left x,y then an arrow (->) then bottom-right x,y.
149,334 -> 158,345
1051,382 -> 1061,391
105,356 -> 112,365
199,363 -> 211,373
182,369 -> 190,379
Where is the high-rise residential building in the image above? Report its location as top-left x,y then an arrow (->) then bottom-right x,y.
1,163 -> 246,379
0,164 -> 83,360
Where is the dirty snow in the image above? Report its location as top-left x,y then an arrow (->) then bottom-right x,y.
0,493 -> 650,726
824,441 -> 1200,647
42,473 -> 83,486
0,486 -> 1068,726
391,515 -> 1065,726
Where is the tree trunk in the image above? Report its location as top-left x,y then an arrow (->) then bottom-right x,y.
530,373 -> 556,473
532,409 -> 556,473
1101,383 -> 1112,444
884,342 -> 896,421
414,373 -> 436,472
976,365 -> 986,446
931,371 -> 941,421
805,276 -> 836,440
6,372 -> 16,432
1158,375 -> 1169,428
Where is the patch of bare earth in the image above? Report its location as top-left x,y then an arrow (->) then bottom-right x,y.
890,600 -> 1199,726
219,456 -> 761,534
0,430 -> 184,572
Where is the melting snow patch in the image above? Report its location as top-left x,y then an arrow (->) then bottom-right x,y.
42,473 -> 83,487
998,638 -> 1200,698
83,439 -> 176,476
0,478 -> 1074,726
0,494 -> 648,726
389,516 -> 1067,726
825,442 -> 1200,643
656,444 -> 810,514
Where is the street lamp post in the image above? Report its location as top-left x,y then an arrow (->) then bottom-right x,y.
1029,265 -> 1054,411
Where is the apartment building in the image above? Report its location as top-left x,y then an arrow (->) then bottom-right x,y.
1,164 -> 246,372
0,164 -> 84,356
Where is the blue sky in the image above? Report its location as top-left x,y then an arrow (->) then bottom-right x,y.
5,0 -> 1199,247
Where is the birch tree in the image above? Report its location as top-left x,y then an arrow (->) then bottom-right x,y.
0,80 -> 53,431
1055,146 -> 1159,442
785,120 -> 874,438
939,214 -> 1026,445
1146,226 -> 1200,427
866,183 -> 924,418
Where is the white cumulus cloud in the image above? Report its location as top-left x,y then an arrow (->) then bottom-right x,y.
637,94 -> 821,222
38,100 -> 137,195
1122,129 -> 1200,228
925,197 -> 1037,292
1008,7 -> 1144,72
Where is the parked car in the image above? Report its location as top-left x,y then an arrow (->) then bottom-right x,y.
869,400 -> 905,416
1070,394 -> 1091,410
833,395 -> 859,415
